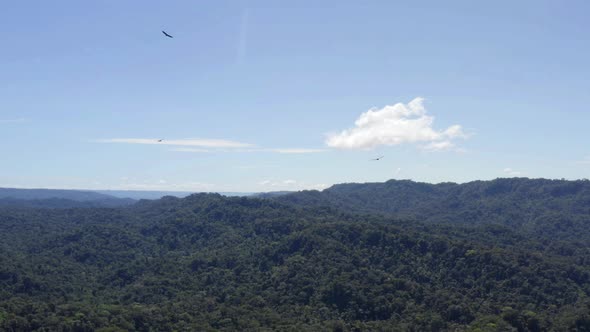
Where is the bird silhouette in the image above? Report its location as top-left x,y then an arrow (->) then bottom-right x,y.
162,31 -> 173,38
371,156 -> 384,161
157,139 -> 163,142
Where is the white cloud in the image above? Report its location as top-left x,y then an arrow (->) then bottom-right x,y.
96,138 -> 253,148
503,168 -> 522,176
577,156 -> 590,165
170,148 -> 210,153
394,167 -> 402,175
283,179 -> 297,185
326,97 -> 467,151
99,139 -> 324,154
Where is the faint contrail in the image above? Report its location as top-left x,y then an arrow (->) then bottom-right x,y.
236,9 -> 250,65
0,118 -> 27,124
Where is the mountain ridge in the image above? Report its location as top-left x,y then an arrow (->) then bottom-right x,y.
1,178 -> 590,330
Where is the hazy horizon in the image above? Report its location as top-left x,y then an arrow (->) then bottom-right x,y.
1,176 -> 587,194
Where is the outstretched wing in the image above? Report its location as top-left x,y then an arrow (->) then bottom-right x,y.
162,31 -> 173,38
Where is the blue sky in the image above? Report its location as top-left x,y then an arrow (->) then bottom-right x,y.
1,0 -> 589,192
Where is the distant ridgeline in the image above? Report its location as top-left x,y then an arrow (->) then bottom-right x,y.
275,178 -> 590,241
0,188 -> 254,208
0,188 -> 135,208
0,179 -> 589,331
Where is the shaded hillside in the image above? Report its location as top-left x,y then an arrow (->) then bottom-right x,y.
250,191 -> 294,199
276,178 -> 590,240
95,190 -> 194,200
0,188 -> 120,201
0,197 -> 135,209
1,194 -> 589,331
96,190 -> 253,200
0,188 -> 135,207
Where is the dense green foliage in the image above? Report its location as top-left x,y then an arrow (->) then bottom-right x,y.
278,178 -> 590,240
1,179 -> 590,331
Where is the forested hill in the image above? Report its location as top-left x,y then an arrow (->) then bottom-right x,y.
0,188 -> 119,201
0,188 -> 135,207
0,197 -> 134,209
1,192 -> 590,331
276,178 -> 590,240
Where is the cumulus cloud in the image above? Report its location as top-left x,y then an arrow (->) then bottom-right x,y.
503,168 -> 522,176
326,97 -> 467,151
202,148 -> 325,154
96,138 -> 253,148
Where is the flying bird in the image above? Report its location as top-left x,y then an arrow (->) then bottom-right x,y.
371,156 -> 384,161
157,139 -> 163,142
162,30 -> 173,38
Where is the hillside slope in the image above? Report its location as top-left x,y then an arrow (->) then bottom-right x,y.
1,193 -> 589,331
276,178 -> 590,241
0,188 -> 135,207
